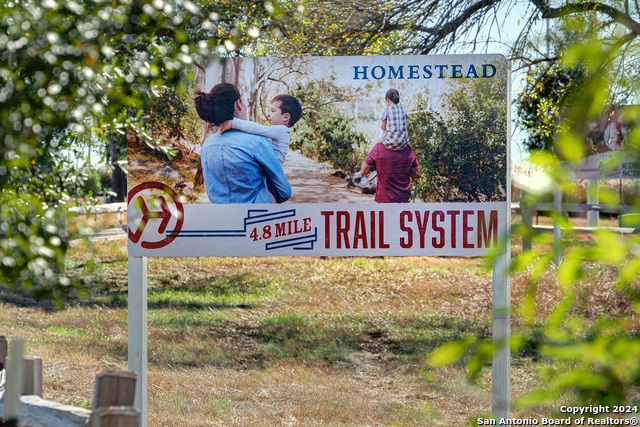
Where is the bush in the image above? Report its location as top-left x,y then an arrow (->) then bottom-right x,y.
97,168 -> 113,192
83,169 -> 103,198
408,78 -> 507,202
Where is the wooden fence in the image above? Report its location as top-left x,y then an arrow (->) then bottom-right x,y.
512,202 -> 639,257
67,203 -> 127,242
68,203 -> 127,226
0,336 -> 139,427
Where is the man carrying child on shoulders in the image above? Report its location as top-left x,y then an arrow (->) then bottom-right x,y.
361,88 -> 422,203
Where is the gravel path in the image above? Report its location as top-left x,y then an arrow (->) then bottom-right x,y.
282,150 -> 374,204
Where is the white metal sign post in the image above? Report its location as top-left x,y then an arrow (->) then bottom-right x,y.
494,68 -> 512,419
128,256 -> 147,427
493,248 -> 511,418
127,54 -> 512,425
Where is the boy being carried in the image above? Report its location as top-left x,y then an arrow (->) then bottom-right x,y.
360,88 -> 421,203
220,94 -> 302,164
379,88 -> 409,151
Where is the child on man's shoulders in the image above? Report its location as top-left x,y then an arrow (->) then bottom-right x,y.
360,88 -> 421,203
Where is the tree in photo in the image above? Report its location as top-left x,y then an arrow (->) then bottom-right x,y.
290,80 -> 370,173
408,77 -> 507,202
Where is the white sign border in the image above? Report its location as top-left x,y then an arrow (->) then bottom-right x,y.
126,55 -> 512,425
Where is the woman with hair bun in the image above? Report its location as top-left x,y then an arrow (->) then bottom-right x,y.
194,83 -> 291,204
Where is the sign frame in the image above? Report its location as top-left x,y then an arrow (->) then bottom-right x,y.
126,54 -> 512,425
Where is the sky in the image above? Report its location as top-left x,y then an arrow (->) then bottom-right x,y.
457,1 -> 545,163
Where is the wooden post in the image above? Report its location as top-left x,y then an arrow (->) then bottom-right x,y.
4,339 -> 24,424
553,188 -> 563,264
90,370 -> 138,427
587,179 -> 599,227
92,371 -> 137,409
22,356 -> 43,397
521,205 -> 533,251
92,407 -> 139,427
4,356 -> 43,397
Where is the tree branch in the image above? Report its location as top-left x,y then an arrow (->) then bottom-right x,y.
530,0 -> 640,35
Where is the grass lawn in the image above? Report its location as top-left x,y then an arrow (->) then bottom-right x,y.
1,225 -> 638,426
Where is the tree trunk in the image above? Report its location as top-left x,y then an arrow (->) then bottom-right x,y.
110,136 -> 126,203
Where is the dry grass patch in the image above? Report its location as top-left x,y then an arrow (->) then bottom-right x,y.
147,361 -> 484,426
1,233 -> 639,425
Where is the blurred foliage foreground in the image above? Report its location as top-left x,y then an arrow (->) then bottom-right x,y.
429,36 -> 640,416
1,0 -> 640,421
0,0 -> 293,301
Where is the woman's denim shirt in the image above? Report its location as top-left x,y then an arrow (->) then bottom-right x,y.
200,130 -> 292,204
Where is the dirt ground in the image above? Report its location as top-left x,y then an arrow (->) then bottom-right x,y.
283,150 -> 375,203
128,142 -> 376,204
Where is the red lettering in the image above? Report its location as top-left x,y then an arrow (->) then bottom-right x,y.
463,210 -> 474,248
293,220 -> 303,233
336,211 -> 350,249
370,211 -> 376,249
379,211 -> 389,249
321,210 -> 394,251
303,217 -> 311,232
353,211 -> 368,248
275,222 -> 286,237
321,211 -> 333,248
478,210 -> 499,248
447,210 -> 460,248
415,211 -> 430,248
432,211 -> 445,248
400,211 -> 413,248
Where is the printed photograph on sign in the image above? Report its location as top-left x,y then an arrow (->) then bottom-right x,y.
587,106 -> 636,155
127,55 -> 510,257
128,55 -> 508,205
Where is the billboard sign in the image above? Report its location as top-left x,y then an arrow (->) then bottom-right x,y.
568,151 -> 640,180
127,54 -> 510,257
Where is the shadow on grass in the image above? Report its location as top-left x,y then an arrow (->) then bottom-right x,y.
0,271 -> 275,313
252,314 -> 490,364
0,290 -> 59,311
142,312 -> 491,370
90,272 -> 279,310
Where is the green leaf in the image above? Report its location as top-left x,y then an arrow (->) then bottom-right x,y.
556,133 -> 585,164
427,336 -> 476,367
466,340 -> 496,382
618,257 -> 640,288
557,247 -> 585,290
592,230 -> 627,265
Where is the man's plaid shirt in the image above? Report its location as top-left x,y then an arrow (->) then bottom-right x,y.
381,104 -> 409,150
